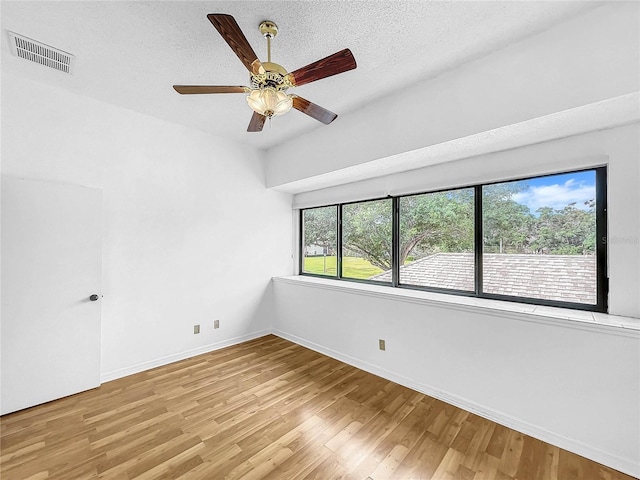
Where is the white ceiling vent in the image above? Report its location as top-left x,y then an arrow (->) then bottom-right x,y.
8,31 -> 75,74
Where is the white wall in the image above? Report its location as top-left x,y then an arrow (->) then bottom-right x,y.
273,279 -> 640,477
295,125 -> 640,318
272,124 -> 640,477
266,2 -> 639,188
1,70 -> 293,380
265,4 -> 640,475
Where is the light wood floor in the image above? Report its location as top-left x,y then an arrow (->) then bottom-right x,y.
1,335 -> 635,480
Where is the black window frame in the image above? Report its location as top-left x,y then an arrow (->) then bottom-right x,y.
299,167 -> 608,313
299,204 -> 339,278
397,186 -> 476,295
340,197 -> 394,286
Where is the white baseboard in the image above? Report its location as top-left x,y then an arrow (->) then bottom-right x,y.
272,329 -> 639,479
100,329 -> 272,384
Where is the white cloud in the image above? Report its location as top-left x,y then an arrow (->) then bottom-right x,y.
513,179 -> 595,213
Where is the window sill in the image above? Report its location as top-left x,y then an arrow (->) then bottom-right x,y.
272,275 -> 640,336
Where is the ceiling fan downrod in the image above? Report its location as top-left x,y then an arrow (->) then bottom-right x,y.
259,21 -> 278,63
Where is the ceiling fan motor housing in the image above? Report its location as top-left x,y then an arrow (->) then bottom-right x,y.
250,62 -> 293,91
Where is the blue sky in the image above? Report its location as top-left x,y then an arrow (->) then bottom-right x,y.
512,170 -> 596,213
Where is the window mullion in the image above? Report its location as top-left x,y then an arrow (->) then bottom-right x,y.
596,167 -> 608,312
298,209 -> 304,275
475,185 -> 483,296
337,204 -> 343,279
392,197 -> 400,287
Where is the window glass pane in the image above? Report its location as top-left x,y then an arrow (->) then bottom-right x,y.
398,188 -> 475,290
342,199 -> 392,282
482,170 -> 597,304
302,206 -> 337,276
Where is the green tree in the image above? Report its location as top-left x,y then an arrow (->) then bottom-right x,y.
341,190 -> 474,271
529,200 -> 595,254
302,206 -> 336,255
400,189 -> 474,262
303,181 -> 596,274
342,199 -> 393,270
483,181 -> 533,253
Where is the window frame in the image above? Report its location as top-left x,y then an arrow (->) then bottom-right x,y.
396,186 -> 476,295
299,167 -> 607,313
299,204 -> 339,278
340,197 -> 394,286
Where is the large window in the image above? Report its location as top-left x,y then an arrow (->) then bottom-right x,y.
299,168 -> 607,312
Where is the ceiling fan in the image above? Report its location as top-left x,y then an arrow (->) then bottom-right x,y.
173,14 -> 357,132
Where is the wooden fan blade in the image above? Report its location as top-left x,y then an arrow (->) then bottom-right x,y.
292,96 -> 338,125
248,112 -> 267,132
207,14 -> 264,75
286,49 -> 356,87
173,85 -> 247,94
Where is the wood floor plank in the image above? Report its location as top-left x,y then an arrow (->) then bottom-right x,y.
176,443 -> 242,480
497,429 -> 525,477
1,335 -> 636,480
260,443 -> 333,480
486,423 -> 510,459
471,452 -> 502,480
540,442 -> 560,480
368,443 -> 410,479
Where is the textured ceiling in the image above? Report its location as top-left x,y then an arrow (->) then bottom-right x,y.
1,1 -> 601,150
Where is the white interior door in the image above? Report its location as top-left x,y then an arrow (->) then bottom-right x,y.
1,176 -> 102,415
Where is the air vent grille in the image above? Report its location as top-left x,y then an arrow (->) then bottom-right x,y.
8,31 -> 75,74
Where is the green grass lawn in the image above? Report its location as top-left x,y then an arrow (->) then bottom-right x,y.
303,256 -> 384,279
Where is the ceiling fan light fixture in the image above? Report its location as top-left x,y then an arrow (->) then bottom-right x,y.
246,87 -> 293,118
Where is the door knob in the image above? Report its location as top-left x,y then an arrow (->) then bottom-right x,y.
89,294 -> 99,301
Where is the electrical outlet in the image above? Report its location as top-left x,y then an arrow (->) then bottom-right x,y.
379,339 -> 386,351
214,320 -> 219,329
194,325 -> 200,334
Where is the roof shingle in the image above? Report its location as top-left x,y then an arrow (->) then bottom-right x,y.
371,253 -> 596,304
